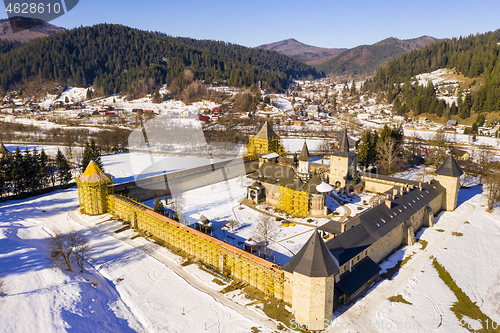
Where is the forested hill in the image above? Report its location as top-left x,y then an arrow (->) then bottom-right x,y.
364,30 -> 500,119
0,24 -> 322,95
316,36 -> 439,77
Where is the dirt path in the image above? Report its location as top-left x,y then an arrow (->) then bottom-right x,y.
329,202 -> 475,332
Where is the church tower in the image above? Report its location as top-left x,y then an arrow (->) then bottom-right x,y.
282,230 -> 339,331
245,121 -> 284,156
435,153 -> 463,211
297,142 -> 312,181
329,128 -> 357,188
76,160 -> 113,215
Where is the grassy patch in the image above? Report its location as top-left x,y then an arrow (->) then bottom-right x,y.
401,252 -> 416,267
220,280 -> 246,294
212,278 -> 225,286
114,225 -> 131,233
181,257 -> 194,266
464,221 -> 470,225
452,232 -> 463,237
388,294 -> 412,305
419,239 -> 428,250
251,327 -> 261,333
381,252 -> 415,280
435,229 -> 445,233
432,258 -> 497,332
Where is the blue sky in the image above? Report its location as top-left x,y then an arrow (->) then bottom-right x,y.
4,0 -> 500,48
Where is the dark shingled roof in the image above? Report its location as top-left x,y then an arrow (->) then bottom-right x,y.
248,163 -> 327,193
435,154 -> 463,177
298,142 -> 312,161
282,230 -> 339,277
254,121 -> 278,140
334,132 -> 358,150
326,180 -> 444,265
339,127 -> 350,152
335,257 -> 380,299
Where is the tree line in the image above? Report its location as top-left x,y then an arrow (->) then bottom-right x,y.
0,24 -> 322,96
0,147 -> 72,198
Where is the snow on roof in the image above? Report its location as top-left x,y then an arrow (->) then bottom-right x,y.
316,181 -> 334,193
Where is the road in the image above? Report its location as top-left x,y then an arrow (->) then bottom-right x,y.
328,202 -> 475,332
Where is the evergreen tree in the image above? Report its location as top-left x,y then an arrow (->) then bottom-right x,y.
379,124 -> 392,143
56,149 -> 72,185
0,156 -> 6,197
39,149 -> 49,189
81,140 -> 103,172
154,197 -> 164,214
31,147 -> 42,191
12,147 -> 24,195
357,130 -> 372,170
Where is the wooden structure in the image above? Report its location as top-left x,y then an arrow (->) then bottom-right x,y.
76,161 -> 113,215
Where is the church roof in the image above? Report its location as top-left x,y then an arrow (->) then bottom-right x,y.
254,121 -> 278,140
435,154 -> 463,177
80,160 -> 110,182
339,127 -> 350,152
298,142 -> 312,161
316,181 -> 334,193
0,143 -> 10,156
282,230 -> 339,277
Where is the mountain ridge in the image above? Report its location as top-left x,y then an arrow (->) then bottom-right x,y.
257,38 -> 346,63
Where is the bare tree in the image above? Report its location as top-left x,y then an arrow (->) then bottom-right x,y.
225,218 -> 240,231
172,193 -> 185,223
0,274 -> 5,295
485,163 -> 500,211
252,214 -> 280,260
48,231 -> 75,271
376,138 -> 401,175
72,233 -> 90,273
474,144 -> 494,183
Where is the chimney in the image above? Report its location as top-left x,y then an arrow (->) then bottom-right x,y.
419,182 -> 423,191
400,187 -> 404,196
385,200 -> 394,209
392,188 -> 398,197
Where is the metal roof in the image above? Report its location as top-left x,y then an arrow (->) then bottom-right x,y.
435,154 -> 463,177
298,142 -> 312,161
338,127 -> 350,152
326,180 -> 444,265
282,230 -> 339,277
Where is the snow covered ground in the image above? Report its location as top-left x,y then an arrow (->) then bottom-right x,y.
0,162 -> 275,332
328,169 -> 500,333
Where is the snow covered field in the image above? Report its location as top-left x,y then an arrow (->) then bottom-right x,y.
0,161 -> 275,332
328,171 -> 500,333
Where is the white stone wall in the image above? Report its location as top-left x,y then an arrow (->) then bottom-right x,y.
292,272 -> 334,330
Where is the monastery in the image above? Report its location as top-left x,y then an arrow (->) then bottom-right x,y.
75,121 -> 464,331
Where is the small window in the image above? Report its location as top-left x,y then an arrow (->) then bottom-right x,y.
357,255 -> 360,261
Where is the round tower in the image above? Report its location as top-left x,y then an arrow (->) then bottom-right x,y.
76,160 -> 113,215
435,154 -> 463,211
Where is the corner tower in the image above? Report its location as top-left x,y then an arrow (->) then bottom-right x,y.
329,128 -> 357,188
76,160 -> 113,215
435,154 -> 463,211
282,230 -> 339,331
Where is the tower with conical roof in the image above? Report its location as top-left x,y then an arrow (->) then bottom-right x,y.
245,121 -> 285,156
329,128 -> 358,188
282,230 -> 339,330
297,142 -> 312,181
76,160 -> 113,215
435,153 -> 463,211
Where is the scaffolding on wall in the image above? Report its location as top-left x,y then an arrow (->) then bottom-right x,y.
245,137 -> 285,156
76,161 -> 113,216
107,194 -> 285,299
277,186 -> 309,218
